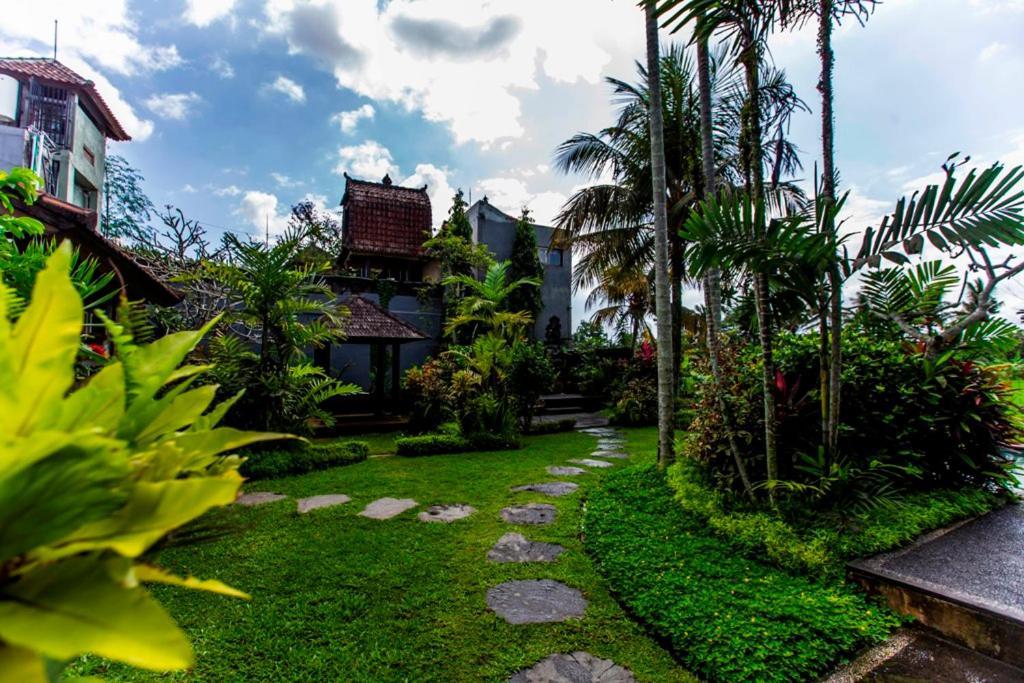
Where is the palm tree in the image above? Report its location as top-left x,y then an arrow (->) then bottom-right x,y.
585,263 -> 654,350
659,0 -> 805,488
443,261 -> 541,341
644,0 -> 676,468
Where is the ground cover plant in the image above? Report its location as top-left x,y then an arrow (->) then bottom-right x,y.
584,462 -> 901,683
68,431 -> 694,682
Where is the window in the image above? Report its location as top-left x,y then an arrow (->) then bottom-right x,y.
538,247 -> 548,263
83,146 -> 95,166
547,248 -> 563,267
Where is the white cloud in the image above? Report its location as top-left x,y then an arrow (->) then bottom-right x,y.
182,183 -> 197,193
238,190 -> 290,238
331,104 -> 376,134
266,75 -> 306,103
185,0 -> 238,27
214,184 -> 243,197
969,0 -> 1024,12
979,41 -> 1009,62
402,163 -> 453,229
334,140 -> 398,179
144,92 -> 201,120
475,177 -> 566,225
0,1 -> 180,76
271,172 -> 301,188
262,0 -> 642,144
210,55 -> 235,79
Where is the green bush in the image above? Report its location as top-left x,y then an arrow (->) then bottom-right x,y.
526,418 -> 577,435
394,431 -> 521,456
395,434 -> 470,456
667,459 -> 1005,578
585,465 -> 900,683
240,441 -> 369,479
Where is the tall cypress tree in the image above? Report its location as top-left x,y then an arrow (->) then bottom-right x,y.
507,208 -> 544,330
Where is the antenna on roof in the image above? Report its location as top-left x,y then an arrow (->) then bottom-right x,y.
53,20 -> 58,60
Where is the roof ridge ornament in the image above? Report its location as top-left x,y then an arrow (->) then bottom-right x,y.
382,173 -> 393,186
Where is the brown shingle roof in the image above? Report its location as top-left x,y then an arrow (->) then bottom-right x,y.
341,295 -> 427,343
0,58 -> 130,141
340,174 -> 431,258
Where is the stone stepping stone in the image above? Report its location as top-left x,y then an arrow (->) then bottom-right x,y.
488,532 -> 565,563
512,482 -> 579,497
418,504 -> 476,523
359,497 -> 418,520
570,458 -> 614,469
582,428 -> 616,436
296,494 -> 350,513
547,465 -> 587,476
486,579 -> 587,624
235,491 -> 286,506
501,503 -> 557,525
591,452 -> 628,460
510,651 -> 636,683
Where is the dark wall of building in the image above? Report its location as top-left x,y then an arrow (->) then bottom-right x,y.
467,200 -> 572,340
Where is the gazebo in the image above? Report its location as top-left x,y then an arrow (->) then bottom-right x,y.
339,295 -> 428,413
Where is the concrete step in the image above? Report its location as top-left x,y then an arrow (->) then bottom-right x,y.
847,504 -> 1024,668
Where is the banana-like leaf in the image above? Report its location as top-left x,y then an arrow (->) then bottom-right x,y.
133,564 -> 249,599
0,557 -> 192,670
0,644 -> 47,683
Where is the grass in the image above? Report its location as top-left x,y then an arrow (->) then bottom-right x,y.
319,431 -> 396,456
585,463 -> 901,683
69,430 -> 693,682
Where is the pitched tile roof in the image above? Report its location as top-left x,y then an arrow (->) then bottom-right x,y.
0,58 -> 130,141
340,174 -> 431,258
340,295 -> 427,342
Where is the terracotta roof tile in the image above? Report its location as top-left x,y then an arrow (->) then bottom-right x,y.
341,295 -> 427,342
340,174 -> 431,258
0,58 -> 130,141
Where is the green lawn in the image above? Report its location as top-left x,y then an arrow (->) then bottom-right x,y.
70,430 -> 693,682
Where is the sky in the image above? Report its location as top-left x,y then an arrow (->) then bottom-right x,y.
2,0 -> 1024,325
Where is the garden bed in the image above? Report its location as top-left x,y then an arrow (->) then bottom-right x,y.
584,464 -> 901,682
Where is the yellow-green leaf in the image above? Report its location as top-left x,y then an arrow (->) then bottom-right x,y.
0,644 -> 47,683
0,557 -> 192,670
134,564 -> 249,599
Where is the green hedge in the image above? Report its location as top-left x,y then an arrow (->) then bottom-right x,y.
395,432 -> 521,456
666,459 -> 1006,579
585,465 -> 900,683
526,418 -> 577,435
240,441 -> 369,479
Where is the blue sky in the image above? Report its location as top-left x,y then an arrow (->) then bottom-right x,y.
3,0 -> 1024,321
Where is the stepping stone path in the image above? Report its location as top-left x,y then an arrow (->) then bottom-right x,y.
359,497 -> 418,520
502,503 -> 557,525
510,651 -> 637,683
235,491 -> 286,506
591,452 -> 628,460
570,458 -> 614,469
488,533 -> 565,563
296,494 -> 350,513
418,504 -> 476,523
512,482 -> 579,497
486,579 -> 587,624
547,465 -> 587,476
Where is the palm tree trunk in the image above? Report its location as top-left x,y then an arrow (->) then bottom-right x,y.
739,22 -> 779,488
671,232 -> 684,391
697,32 -> 753,497
645,1 -> 675,469
818,0 -> 842,461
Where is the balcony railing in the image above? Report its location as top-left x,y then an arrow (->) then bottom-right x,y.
26,127 -> 59,196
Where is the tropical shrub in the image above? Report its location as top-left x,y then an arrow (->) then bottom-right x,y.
0,245 -> 282,678
239,441 -> 369,479
403,354 -> 461,434
565,321 -> 616,395
609,340 -> 658,426
508,339 -> 554,428
687,328 -> 1021,494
